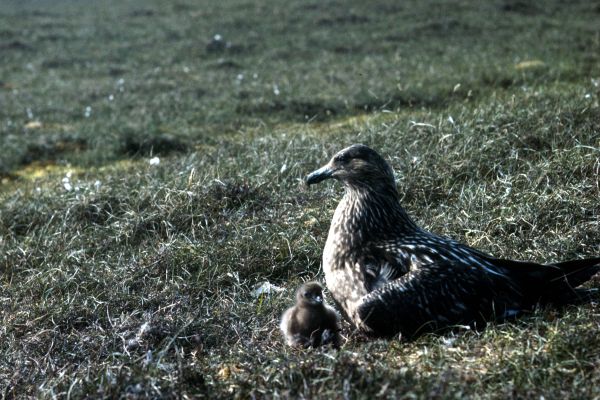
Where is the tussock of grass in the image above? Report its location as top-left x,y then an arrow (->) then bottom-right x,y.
1,0 -> 600,398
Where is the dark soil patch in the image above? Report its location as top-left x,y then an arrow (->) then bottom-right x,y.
0,40 -> 33,51
120,133 -> 190,157
20,135 -> 88,165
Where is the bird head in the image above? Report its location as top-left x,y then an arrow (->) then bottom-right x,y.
305,144 -> 396,191
296,282 -> 324,307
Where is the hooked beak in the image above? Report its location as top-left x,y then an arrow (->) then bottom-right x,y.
305,164 -> 334,185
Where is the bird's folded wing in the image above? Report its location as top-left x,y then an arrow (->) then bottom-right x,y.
357,261 -> 501,337
361,242 -> 412,290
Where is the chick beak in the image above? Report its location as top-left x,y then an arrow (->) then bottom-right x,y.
305,164 -> 334,185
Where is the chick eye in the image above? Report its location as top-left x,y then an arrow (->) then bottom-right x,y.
335,154 -> 350,163
303,291 -> 310,297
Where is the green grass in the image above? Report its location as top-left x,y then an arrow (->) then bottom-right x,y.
1,0 -> 599,398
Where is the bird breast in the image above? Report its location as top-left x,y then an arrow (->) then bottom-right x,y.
323,194 -> 369,325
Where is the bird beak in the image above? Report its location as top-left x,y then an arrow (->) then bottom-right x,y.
305,164 -> 334,185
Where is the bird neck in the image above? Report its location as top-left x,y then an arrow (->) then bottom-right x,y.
300,301 -> 323,310
337,185 -> 418,241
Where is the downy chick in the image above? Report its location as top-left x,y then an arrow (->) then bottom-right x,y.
280,282 -> 341,348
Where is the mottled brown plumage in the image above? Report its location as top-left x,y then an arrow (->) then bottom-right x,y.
280,282 -> 341,348
306,144 -> 600,338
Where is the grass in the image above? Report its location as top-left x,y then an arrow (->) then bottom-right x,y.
1,0 -> 599,398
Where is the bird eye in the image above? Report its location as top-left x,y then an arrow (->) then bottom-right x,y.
303,291 -> 310,297
335,154 -> 350,163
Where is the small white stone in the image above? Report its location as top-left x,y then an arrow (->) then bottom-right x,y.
253,281 -> 284,297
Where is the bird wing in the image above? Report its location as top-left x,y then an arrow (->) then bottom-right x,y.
356,261 -> 521,338
373,233 -> 515,279
362,236 -> 472,290
279,307 -> 295,338
360,242 -> 413,291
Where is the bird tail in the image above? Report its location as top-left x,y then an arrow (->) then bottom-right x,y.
549,257 -> 600,288
491,256 -> 600,305
542,257 -> 600,304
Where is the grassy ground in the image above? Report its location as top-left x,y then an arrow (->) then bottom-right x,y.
1,0 -> 599,398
